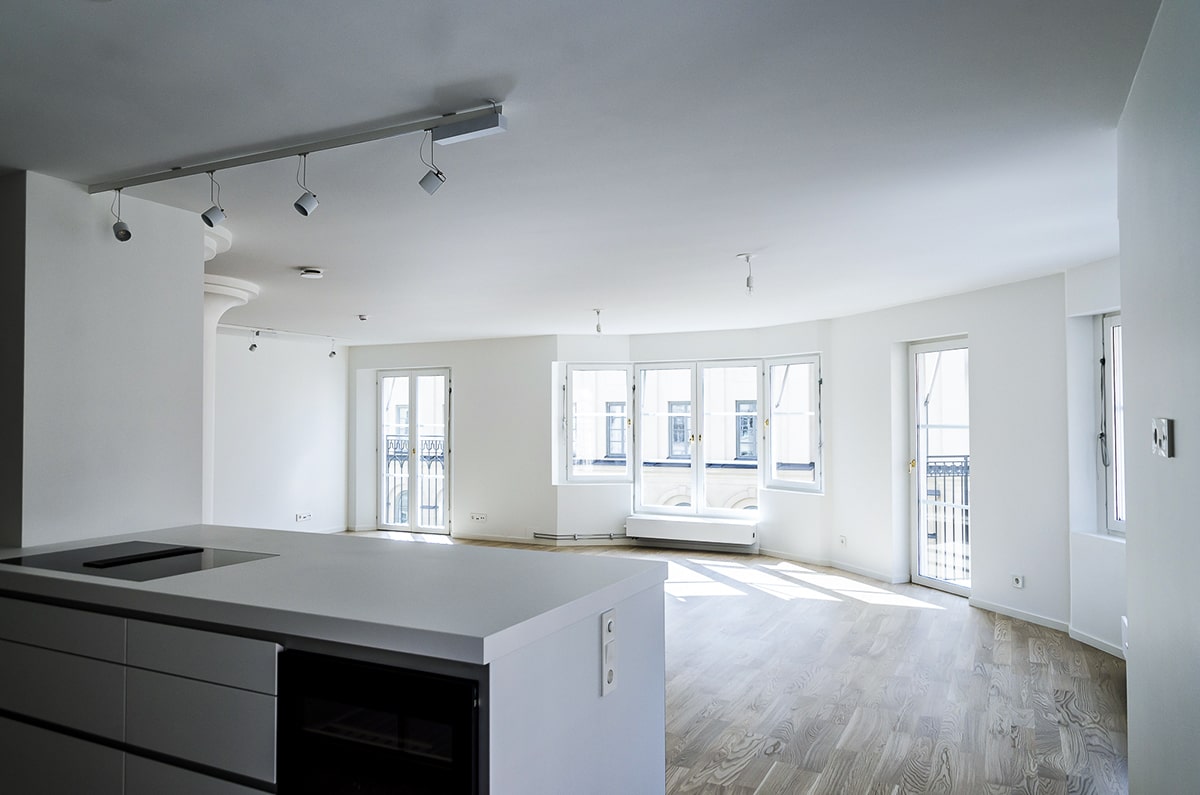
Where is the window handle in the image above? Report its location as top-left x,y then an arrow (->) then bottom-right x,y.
909,458 -> 916,473
689,434 -> 696,443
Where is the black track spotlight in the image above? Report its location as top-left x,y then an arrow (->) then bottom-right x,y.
328,339 -> 337,359
248,330 -> 260,352
293,154 -> 319,216
110,189 -> 132,242
202,171 -> 226,227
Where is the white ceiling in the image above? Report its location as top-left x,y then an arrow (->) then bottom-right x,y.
0,1 -> 1160,344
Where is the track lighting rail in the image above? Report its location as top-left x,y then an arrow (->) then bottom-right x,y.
87,104 -> 503,195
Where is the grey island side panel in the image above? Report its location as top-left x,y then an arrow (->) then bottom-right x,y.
0,524 -> 667,664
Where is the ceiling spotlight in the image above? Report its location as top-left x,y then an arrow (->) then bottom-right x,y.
358,314 -> 369,321
299,268 -> 324,279
418,130 -> 447,195
293,154 -> 319,216
594,308 -> 603,334
328,339 -> 337,359
248,330 -> 260,352
419,168 -> 446,195
738,253 -> 754,296
202,171 -> 226,227
110,188 -> 131,242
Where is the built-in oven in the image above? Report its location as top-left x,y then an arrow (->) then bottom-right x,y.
278,650 -> 479,794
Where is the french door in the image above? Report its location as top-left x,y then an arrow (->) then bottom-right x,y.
379,369 -> 450,534
910,341 -> 970,594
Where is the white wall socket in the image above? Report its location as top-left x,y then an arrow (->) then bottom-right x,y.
838,535 -> 847,547
295,513 -> 311,522
469,512 -> 487,522
1011,574 -> 1025,589
601,608 -> 617,696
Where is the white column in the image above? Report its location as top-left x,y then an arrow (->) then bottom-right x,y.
203,273 -> 259,523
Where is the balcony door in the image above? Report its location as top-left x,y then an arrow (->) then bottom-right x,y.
911,341 -> 970,594
379,369 -> 450,534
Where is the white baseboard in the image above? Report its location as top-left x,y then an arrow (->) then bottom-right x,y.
759,547 -> 908,585
450,530 -> 550,545
1069,626 -> 1125,659
968,597 -> 1069,633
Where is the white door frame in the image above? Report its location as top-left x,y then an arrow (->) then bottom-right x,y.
909,338 -> 970,596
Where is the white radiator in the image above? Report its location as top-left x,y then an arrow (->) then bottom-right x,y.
625,514 -> 757,546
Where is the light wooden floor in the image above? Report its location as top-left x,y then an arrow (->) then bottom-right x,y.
350,532 -> 1128,794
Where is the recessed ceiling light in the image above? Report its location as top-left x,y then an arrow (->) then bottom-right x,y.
299,268 -> 323,279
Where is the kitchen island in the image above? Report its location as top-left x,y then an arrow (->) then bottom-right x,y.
0,525 -> 668,794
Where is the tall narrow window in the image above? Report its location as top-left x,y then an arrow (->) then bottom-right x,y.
565,365 -> 632,482
765,355 -> 821,491
1102,313 -> 1125,533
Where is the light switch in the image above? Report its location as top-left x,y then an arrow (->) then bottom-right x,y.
1152,418 -> 1175,458
601,609 -> 617,696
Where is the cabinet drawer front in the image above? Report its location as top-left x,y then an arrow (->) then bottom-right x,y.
127,620 -> 279,694
0,639 -> 125,740
0,595 -> 125,662
126,668 -> 276,784
0,716 -> 124,795
127,754 -> 266,795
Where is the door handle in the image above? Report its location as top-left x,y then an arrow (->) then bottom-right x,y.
909,458 -> 916,473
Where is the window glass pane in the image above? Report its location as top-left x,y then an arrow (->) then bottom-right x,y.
702,366 -> 759,511
415,374 -> 446,529
639,368 -> 693,508
1106,318 -> 1125,528
381,375 -> 410,525
569,369 -> 629,479
768,361 -> 818,485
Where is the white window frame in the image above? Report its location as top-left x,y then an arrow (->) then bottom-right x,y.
1101,313 -> 1125,535
564,364 -> 634,484
763,354 -> 823,494
633,359 -> 765,517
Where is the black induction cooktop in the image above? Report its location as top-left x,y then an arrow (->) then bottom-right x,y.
0,541 -> 276,582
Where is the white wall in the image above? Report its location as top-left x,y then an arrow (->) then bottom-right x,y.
1117,0 -> 1200,789
340,274 -> 1088,637
824,276 -> 1071,624
350,336 -> 560,539
212,329 -> 347,533
19,173 -> 203,546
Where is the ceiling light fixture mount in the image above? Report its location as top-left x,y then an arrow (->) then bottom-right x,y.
738,253 -> 754,295
433,101 -> 507,145
293,153 -> 318,216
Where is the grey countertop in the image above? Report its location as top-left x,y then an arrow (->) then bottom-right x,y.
0,525 -> 666,665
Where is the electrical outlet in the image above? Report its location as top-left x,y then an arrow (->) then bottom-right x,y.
469,512 -> 487,522
1011,574 -> 1025,589
295,513 -> 312,522
839,535 -> 847,547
